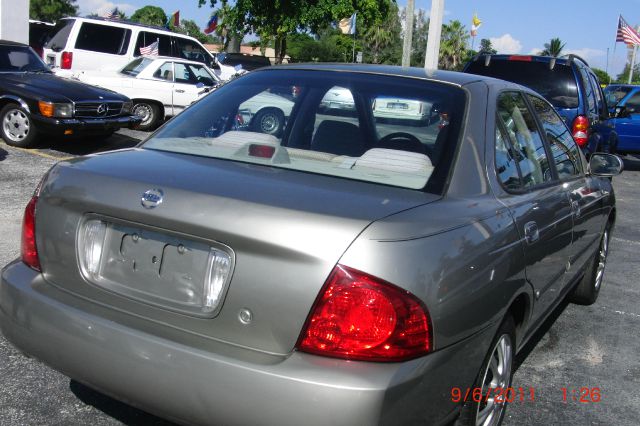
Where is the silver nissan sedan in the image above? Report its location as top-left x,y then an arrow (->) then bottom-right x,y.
0,65 -> 622,426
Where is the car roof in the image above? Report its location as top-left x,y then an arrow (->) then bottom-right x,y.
468,53 -> 590,68
59,17 -> 197,40
258,63 -> 490,87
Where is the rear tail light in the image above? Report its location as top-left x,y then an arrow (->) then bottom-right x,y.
21,196 -> 41,271
572,115 -> 589,147
248,144 -> 275,158
78,219 -> 107,277
508,55 -> 532,62
61,51 -> 73,69
297,265 -> 431,362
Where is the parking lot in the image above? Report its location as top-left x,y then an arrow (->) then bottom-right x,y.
1,132 -> 639,426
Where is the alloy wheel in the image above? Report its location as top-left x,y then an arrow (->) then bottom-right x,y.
594,228 -> 609,290
259,112 -> 279,134
132,103 -> 153,126
2,108 -> 30,142
475,334 -> 513,426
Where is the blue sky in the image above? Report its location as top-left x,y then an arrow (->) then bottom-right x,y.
77,0 -> 640,77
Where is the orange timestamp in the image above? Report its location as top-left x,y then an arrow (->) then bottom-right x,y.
451,387 -> 536,404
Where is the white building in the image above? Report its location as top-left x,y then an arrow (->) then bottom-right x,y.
0,0 -> 29,44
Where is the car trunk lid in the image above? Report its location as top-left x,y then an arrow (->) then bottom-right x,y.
35,148 -> 437,355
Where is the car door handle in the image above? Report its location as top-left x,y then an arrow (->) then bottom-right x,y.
175,89 -> 185,93
571,200 -> 581,218
524,221 -> 539,245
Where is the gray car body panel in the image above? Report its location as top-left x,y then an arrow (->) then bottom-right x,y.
0,66 -> 617,425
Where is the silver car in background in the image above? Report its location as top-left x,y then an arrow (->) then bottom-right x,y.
0,65 -> 622,426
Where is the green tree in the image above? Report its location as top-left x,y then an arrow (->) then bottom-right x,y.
198,0 -> 393,63
592,68 -> 611,86
410,10 -> 429,67
30,0 -> 77,22
539,37 -> 565,57
439,20 -> 469,70
478,38 -> 497,55
364,3 -> 399,64
130,5 -> 167,27
615,63 -> 640,84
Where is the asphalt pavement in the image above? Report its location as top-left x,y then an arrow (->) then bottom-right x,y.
0,133 -> 639,426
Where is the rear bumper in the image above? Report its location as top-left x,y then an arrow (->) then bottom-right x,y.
0,260 -> 491,426
31,114 -> 142,136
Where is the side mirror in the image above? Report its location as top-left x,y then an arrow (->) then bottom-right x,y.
589,153 -> 624,176
614,105 -> 632,118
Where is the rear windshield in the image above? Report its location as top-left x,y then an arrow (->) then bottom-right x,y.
143,69 -> 466,193
466,60 -> 579,109
120,57 -> 152,76
44,19 -> 74,51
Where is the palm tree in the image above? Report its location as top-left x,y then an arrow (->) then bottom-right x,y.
439,20 -> 469,70
539,37 -> 565,57
365,26 -> 393,64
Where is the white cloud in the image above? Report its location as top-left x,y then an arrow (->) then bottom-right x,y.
489,34 -> 522,54
564,48 -> 606,62
76,0 -> 135,17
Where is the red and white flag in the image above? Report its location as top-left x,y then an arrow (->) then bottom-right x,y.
139,40 -> 159,56
616,15 -> 640,46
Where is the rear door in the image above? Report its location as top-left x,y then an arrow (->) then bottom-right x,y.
494,91 -> 574,322
527,94 -> 606,279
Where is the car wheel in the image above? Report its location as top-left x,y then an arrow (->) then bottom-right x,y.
132,102 -> 161,131
251,108 -> 284,136
456,316 -> 515,426
570,221 -> 611,305
0,104 -> 38,148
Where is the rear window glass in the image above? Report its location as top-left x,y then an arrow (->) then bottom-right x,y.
174,37 -> 212,66
44,20 -> 74,51
75,23 -> 130,55
135,32 -> 172,57
466,60 -> 579,109
143,70 -> 466,193
121,57 -> 153,76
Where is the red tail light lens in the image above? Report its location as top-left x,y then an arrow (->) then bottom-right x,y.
572,115 -> 589,147
297,265 -> 431,362
248,144 -> 275,158
61,51 -> 73,69
21,196 -> 41,271
508,55 -> 532,62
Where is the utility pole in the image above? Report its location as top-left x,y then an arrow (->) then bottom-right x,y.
424,0 -> 444,70
401,0 -> 415,67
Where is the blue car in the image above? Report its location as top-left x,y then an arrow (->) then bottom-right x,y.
464,54 -> 614,154
603,84 -> 640,154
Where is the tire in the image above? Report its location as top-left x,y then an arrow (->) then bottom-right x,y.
570,222 -> 611,305
251,108 -> 284,136
456,316 -> 515,426
0,104 -> 38,148
132,101 -> 161,131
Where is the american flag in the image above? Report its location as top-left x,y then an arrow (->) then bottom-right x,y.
139,40 -> 159,56
616,15 -> 640,46
103,8 -> 119,20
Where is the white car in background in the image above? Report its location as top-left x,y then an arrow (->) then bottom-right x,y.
320,86 -> 435,123
73,56 -> 219,130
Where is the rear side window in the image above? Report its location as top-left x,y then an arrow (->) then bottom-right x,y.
496,92 -> 553,188
121,57 -> 153,76
528,94 -> 583,179
44,20 -> 74,51
135,32 -> 172,57
495,126 -> 522,190
174,37 -> 211,65
75,23 -> 130,55
576,63 -> 596,114
604,85 -> 633,107
623,92 -> 640,113
466,60 -> 579,109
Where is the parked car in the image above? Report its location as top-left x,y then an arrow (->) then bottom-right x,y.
464,54 -> 614,154
0,64 -> 622,426
214,53 -> 271,81
601,84 -> 640,154
0,40 -> 140,148
42,17 -> 217,76
74,56 -> 220,131
320,86 -> 435,123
